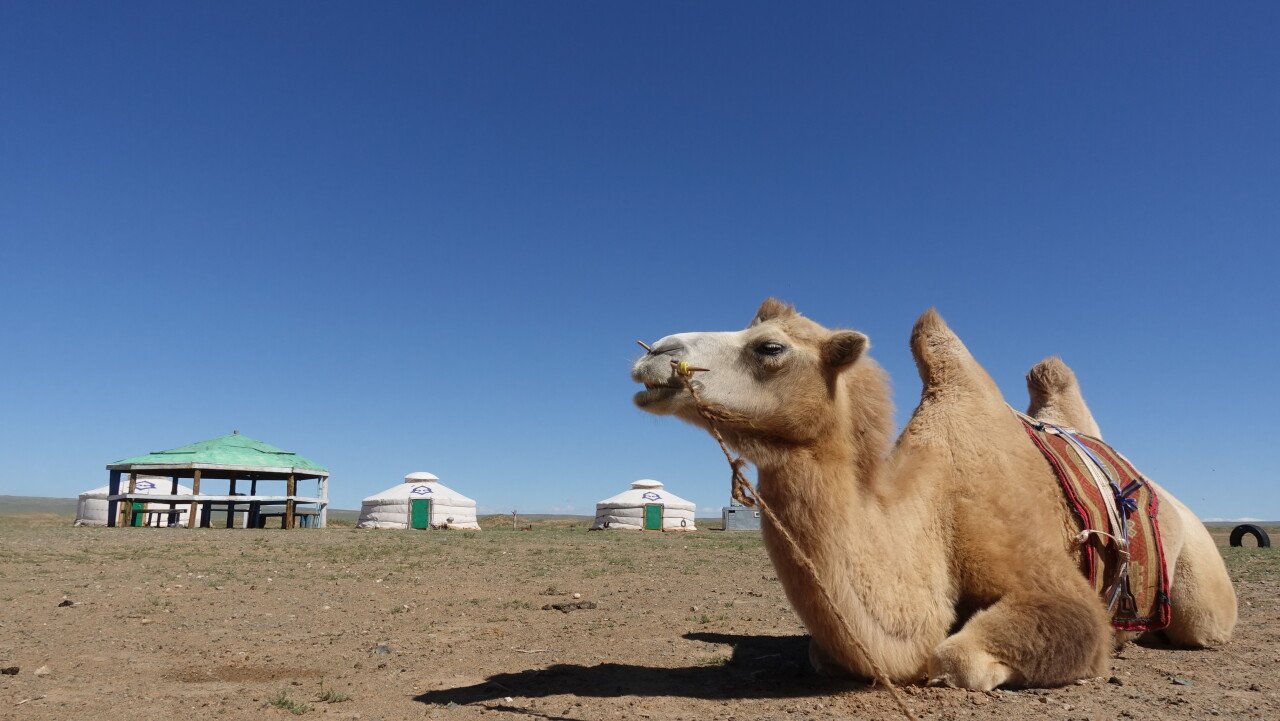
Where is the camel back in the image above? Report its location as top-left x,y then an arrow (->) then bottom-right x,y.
1020,418 -> 1173,632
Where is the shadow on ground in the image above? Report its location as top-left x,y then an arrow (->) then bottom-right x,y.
416,632 -> 869,706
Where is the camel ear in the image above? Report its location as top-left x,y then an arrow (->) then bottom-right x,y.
751,298 -> 796,326
822,331 -> 868,368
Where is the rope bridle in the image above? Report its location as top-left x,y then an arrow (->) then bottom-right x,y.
668,359 -> 920,721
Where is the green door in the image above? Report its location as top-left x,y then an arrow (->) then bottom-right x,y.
410,498 -> 432,530
130,502 -> 146,527
643,504 -> 662,530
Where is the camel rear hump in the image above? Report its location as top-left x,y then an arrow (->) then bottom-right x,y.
1027,356 -> 1077,396
1026,356 -> 1103,438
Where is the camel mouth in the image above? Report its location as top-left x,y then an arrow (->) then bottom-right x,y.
633,384 -> 684,408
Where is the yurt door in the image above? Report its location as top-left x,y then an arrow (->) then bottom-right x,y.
130,502 -> 146,527
643,504 -> 662,530
410,499 -> 432,530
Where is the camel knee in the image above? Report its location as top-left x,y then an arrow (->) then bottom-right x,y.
1163,616 -> 1233,647
1165,584 -> 1237,647
1165,525 -> 1238,647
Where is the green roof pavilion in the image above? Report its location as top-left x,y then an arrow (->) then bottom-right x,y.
109,432 -> 328,477
104,431 -> 329,529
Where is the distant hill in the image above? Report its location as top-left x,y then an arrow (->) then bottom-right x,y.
0,495 -> 78,515
326,508 -> 360,525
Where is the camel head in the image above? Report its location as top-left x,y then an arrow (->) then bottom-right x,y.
631,298 -> 871,448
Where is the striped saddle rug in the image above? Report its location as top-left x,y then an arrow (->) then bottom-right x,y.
1017,414 -> 1172,632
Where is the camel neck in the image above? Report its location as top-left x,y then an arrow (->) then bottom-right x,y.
749,360 -> 949,679
754,359 -> 896,519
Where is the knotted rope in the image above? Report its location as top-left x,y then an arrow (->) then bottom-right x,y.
669,359 -> 920,721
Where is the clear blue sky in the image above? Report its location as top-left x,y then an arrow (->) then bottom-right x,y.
1,2 -> 1276,519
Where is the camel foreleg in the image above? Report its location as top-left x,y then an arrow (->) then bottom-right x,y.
927,589 -> 1110,690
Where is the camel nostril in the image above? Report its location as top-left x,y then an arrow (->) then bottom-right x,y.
649,342 -> 685,358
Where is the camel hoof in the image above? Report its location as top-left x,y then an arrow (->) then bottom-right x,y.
927,642 -> 1014,691
808,639 -> 856,679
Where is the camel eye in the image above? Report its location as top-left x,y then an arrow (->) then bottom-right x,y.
755,341 -> 787,357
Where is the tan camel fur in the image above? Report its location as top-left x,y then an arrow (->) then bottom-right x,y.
631,300 -> 1235,689
1025,357 -> 1237,650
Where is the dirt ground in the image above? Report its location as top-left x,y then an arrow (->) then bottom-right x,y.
1,517 -> 1276,721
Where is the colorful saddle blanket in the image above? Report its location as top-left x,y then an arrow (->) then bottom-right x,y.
1018,416 -> 1172,632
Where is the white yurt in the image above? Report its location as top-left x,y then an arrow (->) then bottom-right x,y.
356,472 -> 481,530
592,479 -> 697,531
75,476 -> 193,527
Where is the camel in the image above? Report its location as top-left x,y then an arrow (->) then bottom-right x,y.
631,299 -> 1236,689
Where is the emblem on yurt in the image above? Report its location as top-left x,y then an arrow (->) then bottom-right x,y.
591,480 -> 696,531
136,480 -> 156,490
410,485 -> 433,495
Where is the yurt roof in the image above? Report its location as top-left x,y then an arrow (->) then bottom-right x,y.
363,477 -> 476,506
596,480 -> 695,510
404,471 -> 439,482
108,432 -> 327,477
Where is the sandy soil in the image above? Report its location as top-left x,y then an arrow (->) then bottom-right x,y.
1,519 -> 1276,720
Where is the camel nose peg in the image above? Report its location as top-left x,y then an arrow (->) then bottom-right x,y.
636,340 -> 653,353
672,360 -> 710,378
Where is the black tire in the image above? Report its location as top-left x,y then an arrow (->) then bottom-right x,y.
1229,524 -> 1271,548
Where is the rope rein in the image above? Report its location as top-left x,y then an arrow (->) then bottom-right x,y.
669,360 -> 920,721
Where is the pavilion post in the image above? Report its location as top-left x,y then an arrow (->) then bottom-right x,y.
318,475 -> 328,528
106,470 -> 122,527
123,472 -> 138,527
169,475 -> 180,526
248,478 -> 260,528
285,473 -> 297,529
226,475 -> 237,528
188,469 -> 201,528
